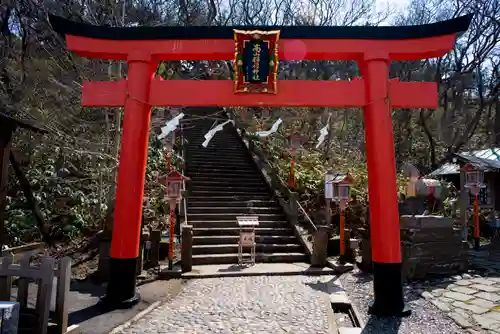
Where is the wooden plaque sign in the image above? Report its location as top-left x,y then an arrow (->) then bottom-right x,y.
233,29 -> 280,94
240,231 -> 255,247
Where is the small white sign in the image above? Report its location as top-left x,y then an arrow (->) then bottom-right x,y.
240,232 -> 255,247
325,174 -> 334,199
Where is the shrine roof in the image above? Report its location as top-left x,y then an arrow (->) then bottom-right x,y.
49,14 -> 473,41
428,148 -> 500,177
0,112 -> 47,133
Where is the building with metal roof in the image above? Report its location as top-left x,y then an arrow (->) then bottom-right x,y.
428,148 -> 500,178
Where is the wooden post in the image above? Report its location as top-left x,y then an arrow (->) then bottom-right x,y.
459,166 -> 468,241
0,255 -> 13,301
98,230 -> 112,281
0,113 -> 47,252
9,152 -> 50,244
36,257 -> 55,334
311,226 -> 329,267
55,257 -> 71,334
325,199 -> 332,226
0,123 -> 13,252
181,225 -> 193,273
137,233 -> 145,275
17,254 -> 32,308
150,230 -> 161,266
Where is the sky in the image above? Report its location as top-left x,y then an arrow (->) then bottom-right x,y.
375,0 -> 411,22
376,0 -> 411,11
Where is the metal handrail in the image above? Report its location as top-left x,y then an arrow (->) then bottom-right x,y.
229,109 -> 317,232
180,123 -> 188,227
264,154 -> 318,232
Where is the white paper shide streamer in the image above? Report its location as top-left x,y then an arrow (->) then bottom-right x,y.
316,114 -> 331,149
202,120 -> 235,147
158,113 -> 185,140
255,118 -> 283,138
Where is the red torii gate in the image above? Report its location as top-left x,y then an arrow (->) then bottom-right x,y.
50,14 -> 472,315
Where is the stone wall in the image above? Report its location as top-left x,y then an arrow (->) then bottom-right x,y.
359,215 -> 468,280
401,215 -> 468,280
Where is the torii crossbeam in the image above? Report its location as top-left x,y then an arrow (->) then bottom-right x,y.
50,14 -> 473,315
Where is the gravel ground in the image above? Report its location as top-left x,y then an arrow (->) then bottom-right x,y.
117,275 -> 336,334
340,270 -> 468,334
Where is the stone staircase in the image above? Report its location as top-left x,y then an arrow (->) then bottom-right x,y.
182,109 -> 307,265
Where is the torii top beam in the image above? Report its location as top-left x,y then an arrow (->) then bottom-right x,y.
49,14 -> 473,61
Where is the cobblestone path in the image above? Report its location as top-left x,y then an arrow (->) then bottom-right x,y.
416,248 -> 500,333
118,276 -> 336,334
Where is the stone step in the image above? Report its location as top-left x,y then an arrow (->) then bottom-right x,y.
188,220 -> 289,228
186,143 -> 243,149
187,156 -> 251,162
185,141 -> 243,147
186,169 -> 262,176
192,227 -> 293,236
192,252 -> 307,265
188,179 -> 265,186
186,171 -> 259,178
187,136 -> 240,141
187,179 -> 265,186
186,156 -> 250,162
188,195 -> 273,201
187,213 -> 286,221
185,147 -> 243,152
186,153 -> 246,158
187,160 -> 254,166
189,190 -> 271,197
187,165 -> 256,172
193,235 -> 298,245
188,185 -> 269,193
187,166 -> 257,173
187,206 -> 281,214
192,243 -> 303,255
187,200 -> 277,207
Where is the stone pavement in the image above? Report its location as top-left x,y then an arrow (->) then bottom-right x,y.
416,247 -> 500,333
116,275 -> 337,334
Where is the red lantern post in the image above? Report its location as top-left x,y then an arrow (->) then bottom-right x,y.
163,132 -> 176,172
288,133 -> 303,189
463,164 -> 485,250
164,169 -> 189,269
331,173 -> 354,264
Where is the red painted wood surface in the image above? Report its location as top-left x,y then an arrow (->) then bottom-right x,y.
66,34 -> 457,61
82,79 -> 438,109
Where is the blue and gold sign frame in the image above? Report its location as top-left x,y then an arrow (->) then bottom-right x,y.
233,29 -> 280,94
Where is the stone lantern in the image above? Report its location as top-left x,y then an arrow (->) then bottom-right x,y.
332,173 -> 354,210
164,169 -> 189,269
165,169 -> 187,203
464,163 -> 485,196
288,133 -> 303,152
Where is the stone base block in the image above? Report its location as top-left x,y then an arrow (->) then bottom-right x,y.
400,215 -> 454,229
0,302 -> 19,334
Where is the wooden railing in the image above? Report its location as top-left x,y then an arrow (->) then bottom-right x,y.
0,253 -> 76,334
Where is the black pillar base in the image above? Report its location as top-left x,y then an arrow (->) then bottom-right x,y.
474,237 -> 480,251
368,261 -> 411,317
101,257 -> 140,309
